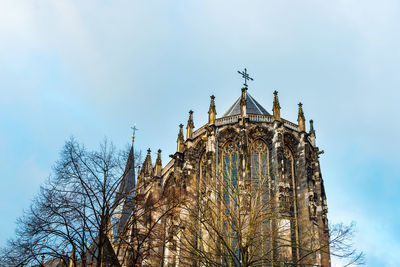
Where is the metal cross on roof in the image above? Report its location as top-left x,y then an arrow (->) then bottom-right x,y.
237,68 -> 254,88
131,124 -> 138,143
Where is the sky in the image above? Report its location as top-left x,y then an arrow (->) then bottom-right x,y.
0,0 -> 399,266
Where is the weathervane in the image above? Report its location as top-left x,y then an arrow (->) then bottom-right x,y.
237,68 -> 254,88
131,124 -> 138,143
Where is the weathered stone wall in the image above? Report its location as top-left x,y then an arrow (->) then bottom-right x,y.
128,116 -> 330,267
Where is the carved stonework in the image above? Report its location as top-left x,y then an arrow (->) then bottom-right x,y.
283,132 -> 299,152
115,90 -> 331,267
284,146 -> 292,160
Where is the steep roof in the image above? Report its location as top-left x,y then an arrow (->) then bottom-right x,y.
223,90 -> 270,117
114,146 -> 136,235
119,146 -> 136,195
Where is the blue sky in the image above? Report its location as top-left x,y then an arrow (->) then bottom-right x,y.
0,0 -> 399,266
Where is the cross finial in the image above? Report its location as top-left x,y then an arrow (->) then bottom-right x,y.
237,68 -> 254,88
131,124 -> 138,143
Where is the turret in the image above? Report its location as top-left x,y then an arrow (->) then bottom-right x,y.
186,110 -> 194,139
273,90 -> 281,120
155,149 -> 162,176
177,124 -> 184,152
208,95 -> 216,125
297,102 -> 306,132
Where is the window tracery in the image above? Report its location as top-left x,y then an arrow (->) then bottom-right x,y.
250,139 -> 269,189
222,142 -> 240,264
222,142 -> 239,195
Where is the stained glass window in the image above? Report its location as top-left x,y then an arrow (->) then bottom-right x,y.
250,139 -> 269,188
222,142 -> 240,265
222,142 -> 239,197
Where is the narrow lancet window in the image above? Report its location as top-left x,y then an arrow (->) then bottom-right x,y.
222,142 -> 240,265
222,142 -> 239,199
250,139 -> 269,196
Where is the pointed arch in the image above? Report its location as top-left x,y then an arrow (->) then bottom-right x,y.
222,142 -> 239,198
221,141 -> 240,265
278,145 -> 300,263
250,139 -> 270,194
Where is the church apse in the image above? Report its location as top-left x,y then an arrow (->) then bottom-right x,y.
113,70 -> 331,267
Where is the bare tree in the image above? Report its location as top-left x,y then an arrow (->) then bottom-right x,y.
176,153 -> 364,267
112,182 -> 184,267
329,222 -> 365,267
0,137 -> 140,267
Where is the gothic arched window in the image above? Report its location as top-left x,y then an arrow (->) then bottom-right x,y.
222,142 -> 240,266
280,146 -> 299,262
250,139 -> 269,189
282,146 -> 295,215
222,142 -> 239,207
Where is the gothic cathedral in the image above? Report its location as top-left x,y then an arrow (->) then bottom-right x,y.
113,74 -> 331,267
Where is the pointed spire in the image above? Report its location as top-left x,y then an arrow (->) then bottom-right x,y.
208,95 -> 216,125
186,110 -> 194,139
297,102 -> 306,132
309,120 -> 316,146
240,88 -> 247,118
309,119 -> 315,136
155,149 -> 162,176
273,90 -> 281,120
177,124 -> 185,152
118,144 -> 136,196
125,146 -> 135,172
141,148 -> 153,176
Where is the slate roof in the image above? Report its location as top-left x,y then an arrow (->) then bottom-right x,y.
223,90 -> 270,117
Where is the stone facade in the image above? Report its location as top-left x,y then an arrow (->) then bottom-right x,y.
113,87 -> 331,267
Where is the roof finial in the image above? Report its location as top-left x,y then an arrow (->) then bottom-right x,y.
297,102 -> 306,132
186,110 -> 194,139
309,119 -> 316,146
131,124 -> 138,144
177,124 -> 185,152
155,149 -> 162,176
141,148 -> 153,177
309,120 -> 315,136
208,95 -> 216,125
237,68 -> 253,88
240,88 -> 247,118
273,90 -> 281,120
